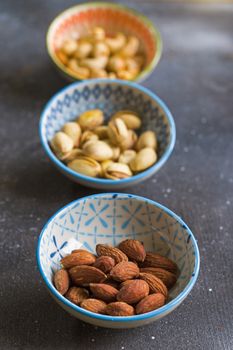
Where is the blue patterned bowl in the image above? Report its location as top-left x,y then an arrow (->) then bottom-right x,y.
37,193 -> 200,329
40,79 -> 175,189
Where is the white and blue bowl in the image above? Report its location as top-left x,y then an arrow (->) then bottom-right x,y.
37,193 -> 200,329
39,79 -> 176,189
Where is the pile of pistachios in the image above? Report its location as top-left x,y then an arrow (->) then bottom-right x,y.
56,27 -> 145,80
50,109 -> 157,180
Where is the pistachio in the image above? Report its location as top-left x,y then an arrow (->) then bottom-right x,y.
111,111 -> 141,130
120,130 -> 137,150
62,122 -> 81,147
62,39 -> 78,56
67,59 -> 90,79
101,160 -> 114,177
74,40 -> 93,59
136,131 -> 157,151
104,162 -> 132,180
50,132 -> 74,159
107,118 -> 129,146
94,126 -> 109,139
68,156 -> 101,177
130,148 -> 157,172
82,140 -> 113,161
78,109 -> 104,130
105,33 -> 126,53
103,139 -> 121,161
63,148 -> 83,163
80,131 -> 99,146
118,150 -> 137,164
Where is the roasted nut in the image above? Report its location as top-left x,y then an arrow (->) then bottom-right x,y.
93,42 -> 110,57
108,72 -> 117,79
96,244 -> 128,264
74,40 -> 93,59
67,59 -> 90,79
107,55 -> 125,73
53,269 -> 69,295
136,131 -> 157,150
117,279 -> 149,304
139,273 -> 168,298
118,150 -> 136,164
68,156 -> 101,177
90,68 -> 108,78
90,283 -> 118,302
92,26 -> 106,41
111,110 -> 141,129
117,70 -> 138,80
136,293 -> 165,314
104,162 -> 132,180
110,261 -> 139,282
56,50 -> 69,65
105,33 -> 126,53
65,287 -> 89,305
62,148 -> 83,163
80,130 -> 99,146
129,148 -> 157,172
80,55 -> 108,70
94,126 -> 109,139
81,298 -> 107,314
118,239 -> 146,262
120,130 -> 137,150
82,140 -> 113,161
62,39 -> 78,56
93,256 -> 115,273
107,118 -> 129,146
105,302 -> 135,316
78,109 -> 104,130
140,267 -> 177,289
61,251 -> 96,268
50,132 -> 74,159
120,36 -> 140,57
142,253 -> 178,275
62,122 -> 81,147
69,266 -> 107,286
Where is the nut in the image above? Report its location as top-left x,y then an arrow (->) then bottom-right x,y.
139,273 -> 168,298
74,40 -> 93,59
68,156 -> 101,177
110,261 -> 139,282
50,132 -> 74,159
90,68 -> 108,78
80,55 -> 108,70
136,293 -> 165,315
80,130 -> 99,146
93,256 -> 115,273
118,150 -> 136,164
92,26 -> 106,41
111,110 -> 141,130
62,39 -> 78,56
136,131 -> 157,151
53,269 -> 69,295
140,267 -> 177,289
78,109 -> 104,130
62,122 -> 81,147
107,55 -> 125,73
129,148 -> 157,172
117,279 -> 149,304
67,59 -> 90,79
90,283 -> 118,302
119,279 -> 136,289
104,162 -> 132,180
82,140 -> 113,161
120,130 -> 137,150
56,50 -> 69,65
93,126 -> 109,139
69,265 -> 107,286
120,36 -> 140,57
93,42 -> 110,57
62,148 -> 83,163
105,33 -> 126,53
65,287 -> 89,305
96,244 -> 128,264
81,298 -> 107,314
61,251 -> 96,268
118,239 -> 146,262
107,118 -> 129,146
142,253 -> 178,275
105,302 -> 134,316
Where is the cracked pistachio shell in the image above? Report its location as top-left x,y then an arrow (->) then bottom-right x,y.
94,126 -> 109,139
62,122 -> 81,147
101,160 -> 114,177
63,149 -> 83,163
82,140 -> 113,161
80,131 -> 99,147
77,109 -> 104,130
130,148 -> 157,172
104,162 -> 132,180
107,118 -> 129,146
120,130 -> 137,150
118,150 -> 137,164
136,131 -> 157,151
102,139 -> 121,161
68,156 -> 101,177
50,132 -> 74,159
111,110 -> 141,130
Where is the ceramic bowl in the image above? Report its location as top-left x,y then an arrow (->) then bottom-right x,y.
46,2 -> 162,82
39,79 -> 175,189
37,193 -> 200,329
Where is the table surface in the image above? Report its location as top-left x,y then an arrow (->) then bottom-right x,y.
1,1 -> 233,349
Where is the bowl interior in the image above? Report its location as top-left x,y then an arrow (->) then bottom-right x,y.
47,3 -> 161,81
38,193 -> 198,304
40,80 -> 173,183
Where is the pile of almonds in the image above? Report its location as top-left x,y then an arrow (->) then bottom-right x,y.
56,26 -> 145,80
50,109 -> 158,179
54,239 -> 178,316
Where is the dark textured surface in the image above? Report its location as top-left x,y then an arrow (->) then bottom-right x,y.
1,1 -> 233,349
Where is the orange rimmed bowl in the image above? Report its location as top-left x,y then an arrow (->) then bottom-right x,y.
46,2 -> 162,82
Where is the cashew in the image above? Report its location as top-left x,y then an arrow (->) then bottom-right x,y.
56,50 -> 68,65
61,39 -> 78,56
108,72 -> 117,79
117,70 -> 137,80
125,58 -> 140,75
67,59 -> 90,79
74,40 -> 93,59
93,42 -> 110,57
92,26 -> 106,41
80,56 -> 108,70
120,36 -> 140,57
90,68 -> 108,78
107,55 -> 126,73
105,33 -> 126,53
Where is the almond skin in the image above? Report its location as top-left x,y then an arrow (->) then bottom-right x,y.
104,277 -> 120,289
69,265 -> 107,286
105,302 -> 135,316
65,287 -> 89,305
140,267 -> 177,289
81,298 -> 107,314
110,262 -> 139,282
61,251 -> 96,268
139,273 -> 168,298
118,239 -> 146,262
117,280 -> 149,304
53,269 -> 69,295
120,279 -> 136,289
136,293 -> 165,314
142,253 -> 178,275
93,256 -> 115,273
96,244 -> 128,264
90,283 -> 118,302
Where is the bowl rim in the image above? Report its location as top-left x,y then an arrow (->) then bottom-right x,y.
46,2 -> 163,82
37,193 -> 200,323
39,78 -> 176,185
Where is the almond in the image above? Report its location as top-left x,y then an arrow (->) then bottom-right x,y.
53,269 -> 69,295
93,256 -> 115,273
81,298 -> 107,314
90,283 -> 118,302
65,287 -> 89,305
104,277 -> 120,289
117,280 -> 149,304
139,273 -> 168,298
96,244 -> 128,264
61,251 -> 96,268
136,293 -> 165,314
120,279 -> 136,288
110,262 -> 139,282
140,267 -> 177,289
142,253 -> 178,275
105,302 -> 135,316
69,265 -> 107,286
118,239 -> 146,262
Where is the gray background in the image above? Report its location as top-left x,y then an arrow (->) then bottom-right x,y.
1,1 -> 233,349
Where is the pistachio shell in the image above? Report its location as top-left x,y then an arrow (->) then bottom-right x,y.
102,139 -> 121,161
94,126 -> 109,139
120,130 -> 137,150
118,150 -> 137,164
78,109 -> 104,130
104,162 -> 132,180
68,156 -> 101,177
101,160 -> 114,177
83,140 -> 113,161
50,132 -> 74,159
136,131 -> 157,151
63,149 -> 83,163
111,111 -> 141,130
130,148 -> 157,172
80,131 -> 99,146
62,122 -> 81,147
107,118 -> 129,146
